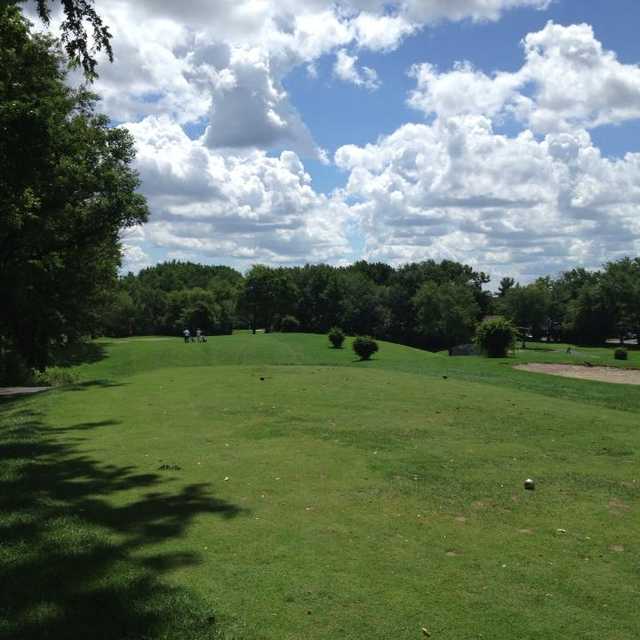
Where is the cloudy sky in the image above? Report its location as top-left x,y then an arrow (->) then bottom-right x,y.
36,1 -> 640,282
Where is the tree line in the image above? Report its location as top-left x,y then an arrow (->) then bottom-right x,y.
102,257 -> 640,349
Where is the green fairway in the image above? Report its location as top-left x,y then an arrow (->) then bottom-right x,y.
1,333 -> 639,639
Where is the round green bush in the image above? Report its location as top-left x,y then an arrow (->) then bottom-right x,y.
353,336 -> 378,360
614,347 -> 628,361
279,315 -> 300,332
475,317 -> 516,358
328,327 -> 345,348
32,366 -> 78,387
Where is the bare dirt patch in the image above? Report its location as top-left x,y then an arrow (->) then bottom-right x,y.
515,363 -> 640,385
608,499 -> 631,516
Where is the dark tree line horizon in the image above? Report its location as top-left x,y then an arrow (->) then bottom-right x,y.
101,257 -> 640,350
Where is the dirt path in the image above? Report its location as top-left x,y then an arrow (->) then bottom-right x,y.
0,387 -> 50,397
515,363 -> 640,385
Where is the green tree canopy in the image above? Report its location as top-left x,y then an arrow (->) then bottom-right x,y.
101,256 -> 640,349
412,281 -> 480,348
238,265 -> 298,334
0,5 -> 148,368
599,258 -> 640,342
475,316 -> 516,357
14,0 -> 113,77
498,277 -> 515,298
339,272 -> 389,336
501,283 -> 550,344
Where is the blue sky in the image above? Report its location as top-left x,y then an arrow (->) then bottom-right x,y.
282,0 -> 640,194
54,0 -> 640,282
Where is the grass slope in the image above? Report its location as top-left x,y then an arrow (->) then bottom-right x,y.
1,333 -> 638,639
65,333 -> 640,414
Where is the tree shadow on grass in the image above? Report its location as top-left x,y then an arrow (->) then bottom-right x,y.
0,396 -> 245,640
67,380 -> 127,391
50,341 -> 111,368
519,345 -> 557,352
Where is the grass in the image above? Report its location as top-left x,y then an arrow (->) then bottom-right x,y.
1,333 -> 639,639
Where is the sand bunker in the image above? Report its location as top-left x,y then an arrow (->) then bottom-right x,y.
515,363 -> 640,385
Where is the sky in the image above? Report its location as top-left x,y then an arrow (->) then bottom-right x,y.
32,0 -> 640,283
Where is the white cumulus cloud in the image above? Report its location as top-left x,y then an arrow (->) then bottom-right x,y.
333,49 -> 382,90
35,0 -> 640,280
409,21 -> 640,133
124,116 -> 353,266
336,116 -> 640,280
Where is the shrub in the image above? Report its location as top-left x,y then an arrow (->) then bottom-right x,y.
279,315 -> 300,333
614,348 -> 628,361
475,317 -> 516,358
328,327 -> 345,348
353,336 -> 378,360
32,367 -> 78,387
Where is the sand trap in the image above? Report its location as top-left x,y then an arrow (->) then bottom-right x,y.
515,363 -> 640,385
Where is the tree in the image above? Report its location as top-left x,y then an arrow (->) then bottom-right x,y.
15,0 -> 113,78
475,317 -> 516,357
162,289 -> 232,336
502,283 -> 550,346
348,260 -> 394,286
532,276 -> 566,342
101,291 -> 137,338
498,277 -> 515,297
386,260 -> 489,347
237,266 -> 297,333
133,287 -> 170,335
553,268 -> 600,342
564,282 -> 613,345
134,261 -> 243,293
180,293 -> 219,335
599,258 -> 640,344
338,272 -> 389,337
289,264 -> 343,332
0,6 -> 148,368
278,315 -> 300,332
412,281 -> 480,349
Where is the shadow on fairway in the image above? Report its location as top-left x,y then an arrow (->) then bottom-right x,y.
50,341 -> 110,368
0,395 -> 244,640
67,379 -> 127,391
49,419 -> 122,433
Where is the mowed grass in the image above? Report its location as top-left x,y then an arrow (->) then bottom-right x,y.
1,333 -> 639,639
